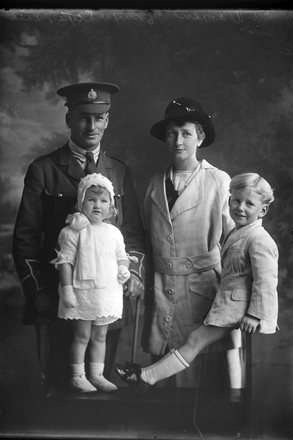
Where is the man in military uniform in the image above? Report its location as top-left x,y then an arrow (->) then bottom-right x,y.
13,82 -> 145,388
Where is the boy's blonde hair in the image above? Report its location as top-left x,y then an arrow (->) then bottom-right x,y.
230,173 -> 274,205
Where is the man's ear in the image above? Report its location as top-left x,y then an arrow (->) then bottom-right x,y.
65,112 -> 71,128
105,113 -> 109,129
259,204 -> 269,218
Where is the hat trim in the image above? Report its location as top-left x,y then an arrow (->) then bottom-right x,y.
66,101 -> 112,107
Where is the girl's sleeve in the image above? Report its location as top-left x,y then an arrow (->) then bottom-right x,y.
247,235 -> 279,321
115,228 -> 129,262
53,228 -> 78,267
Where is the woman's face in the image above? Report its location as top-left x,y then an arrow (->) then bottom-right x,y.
165,121 -> 203,169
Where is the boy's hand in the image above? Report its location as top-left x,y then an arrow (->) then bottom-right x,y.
239,314 -> 260,333
117,266 -> 131,284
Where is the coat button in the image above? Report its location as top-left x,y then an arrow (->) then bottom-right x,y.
186,260 -> 193,268
165,315 -> 171,322
168,289 -> 174,295
167,234 -> 173,242
167,262 -> 172,269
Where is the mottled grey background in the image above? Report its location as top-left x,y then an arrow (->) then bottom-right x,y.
0,8 -> 292,439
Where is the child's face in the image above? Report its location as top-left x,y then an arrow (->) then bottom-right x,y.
82,186 -> 110,225
229,187 -> 268,229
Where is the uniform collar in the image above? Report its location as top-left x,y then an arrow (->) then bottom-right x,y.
68,137 -> 100,163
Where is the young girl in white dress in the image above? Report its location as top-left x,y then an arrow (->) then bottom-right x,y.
115,172 -> 279,392
53,173 -> 131,393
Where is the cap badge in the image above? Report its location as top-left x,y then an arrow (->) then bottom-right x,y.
87,89 -> 98,100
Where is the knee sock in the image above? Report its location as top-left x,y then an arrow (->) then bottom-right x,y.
89,362 -> 117,392
141,349 -> 189,385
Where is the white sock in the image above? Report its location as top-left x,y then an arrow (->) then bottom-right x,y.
88,362 -> 117,392
70,363 -> 96,392
141,350 -> 189,385
71,362 -> 86,377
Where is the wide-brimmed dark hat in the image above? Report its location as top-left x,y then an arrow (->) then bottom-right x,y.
150,97 -> 215,147
57,82 -> 119,113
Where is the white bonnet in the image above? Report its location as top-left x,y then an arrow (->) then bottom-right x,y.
77,173 -> 115,212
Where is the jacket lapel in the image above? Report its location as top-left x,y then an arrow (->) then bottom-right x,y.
221,220 -> 263,256
150,170 -> 171,223
59,143 -> 85,187
58,145 -> 113,188
96,151 -> 110,177
170,162 -> 204,220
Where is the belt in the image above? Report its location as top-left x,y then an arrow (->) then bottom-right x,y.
153,246 -> 221,275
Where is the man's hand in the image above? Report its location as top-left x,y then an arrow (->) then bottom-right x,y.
123,273 -> 144,298
239,314 -> 260,334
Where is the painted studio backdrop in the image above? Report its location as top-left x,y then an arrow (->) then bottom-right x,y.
0,8 -> 292,439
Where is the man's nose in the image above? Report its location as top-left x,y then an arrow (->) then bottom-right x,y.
87,118 -> 96,130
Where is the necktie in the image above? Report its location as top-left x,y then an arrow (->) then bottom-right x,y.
165,178 -> 179,211
85,151 -> 96,174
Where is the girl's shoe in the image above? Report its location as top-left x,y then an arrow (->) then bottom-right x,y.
69,374 -> 97,393
114,362 -> 151,394
89,375 -> 118,392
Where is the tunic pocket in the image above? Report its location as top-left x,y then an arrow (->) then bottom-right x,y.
231,289 -> 250,301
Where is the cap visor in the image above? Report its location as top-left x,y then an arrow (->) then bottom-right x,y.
69,103 -> 111,113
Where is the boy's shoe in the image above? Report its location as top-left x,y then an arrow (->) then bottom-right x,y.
114,362 -> 151,394
69,374 -> 97,393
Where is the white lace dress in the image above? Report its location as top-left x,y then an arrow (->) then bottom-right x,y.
54,213 -> 128,325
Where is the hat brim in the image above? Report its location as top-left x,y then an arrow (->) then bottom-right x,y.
69,103 -> 111,114
150,111 -> 215,147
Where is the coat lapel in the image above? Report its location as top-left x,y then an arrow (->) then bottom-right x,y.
221,219 -> 263,256
58,145 -> 113,189
59,143 -> 85,187
150,170 -> 171,223
170,162 -> 204,220
96,151 -> 110,177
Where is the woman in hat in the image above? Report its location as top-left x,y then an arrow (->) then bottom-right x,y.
115,97 -> 242,389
